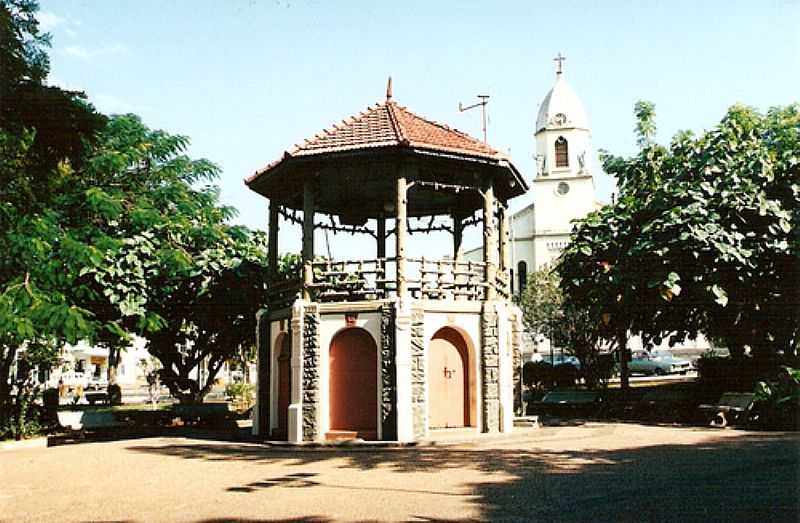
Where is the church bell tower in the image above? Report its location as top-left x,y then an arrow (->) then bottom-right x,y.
531,53 -> 597,268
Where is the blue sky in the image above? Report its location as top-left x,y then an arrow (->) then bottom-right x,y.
39,0 -> 799,257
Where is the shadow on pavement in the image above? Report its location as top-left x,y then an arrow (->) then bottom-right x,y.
128,429 -> 799,522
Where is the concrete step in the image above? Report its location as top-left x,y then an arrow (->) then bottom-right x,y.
325,430 -> 359,441
514,416 -> 540,428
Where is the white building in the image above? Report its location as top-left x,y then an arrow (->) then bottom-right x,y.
466,58 -> 710,360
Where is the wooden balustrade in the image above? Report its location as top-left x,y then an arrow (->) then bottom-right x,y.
266,257 -> 511,306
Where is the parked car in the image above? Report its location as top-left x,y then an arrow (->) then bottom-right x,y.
628,350 -> 692,376
544,354 -> 581,369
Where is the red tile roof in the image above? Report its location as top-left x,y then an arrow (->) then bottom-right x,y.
293,101 -> 501,158
247,99 -> 507,184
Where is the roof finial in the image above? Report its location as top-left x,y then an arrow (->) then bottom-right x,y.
554,52 -> 566,75
386,76 -> 393,101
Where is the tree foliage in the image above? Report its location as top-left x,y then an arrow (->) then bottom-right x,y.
518,267 -> 609,387
558,103 -> 800,362
1,0 -> 105,432
1,0 -> 278,429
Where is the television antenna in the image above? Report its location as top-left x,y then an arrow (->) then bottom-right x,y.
458,95 -> 490,143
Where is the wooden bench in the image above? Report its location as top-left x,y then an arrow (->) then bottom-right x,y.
531,390 -> 601,417
85,390 -> 109,406
699,392 -> 756,427
172,403 -> 234,427
636,388 -> 692,422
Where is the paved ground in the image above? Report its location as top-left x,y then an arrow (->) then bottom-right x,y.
2,423 -> 798,522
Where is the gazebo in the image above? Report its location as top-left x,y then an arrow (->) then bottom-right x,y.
246,81 -> 528,443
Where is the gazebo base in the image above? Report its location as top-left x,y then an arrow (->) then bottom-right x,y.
253,296 -> 524,444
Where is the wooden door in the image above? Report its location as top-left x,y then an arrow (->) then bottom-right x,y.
276,335 -> 291,439
428,328 -> 469,428
329,328 -> 377,438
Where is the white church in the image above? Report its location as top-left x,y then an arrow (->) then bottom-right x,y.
465,57 -> 710,361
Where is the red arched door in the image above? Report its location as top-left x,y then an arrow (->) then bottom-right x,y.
276,334 -> 291,439
329,328 -> 377,439
428,327 -> 470,428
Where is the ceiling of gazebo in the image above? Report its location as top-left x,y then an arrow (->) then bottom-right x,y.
246,97 -> 527,217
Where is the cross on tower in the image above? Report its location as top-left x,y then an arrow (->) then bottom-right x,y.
554,52 -> 566,75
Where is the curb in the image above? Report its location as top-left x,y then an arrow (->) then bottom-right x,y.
0,436 -> 49,451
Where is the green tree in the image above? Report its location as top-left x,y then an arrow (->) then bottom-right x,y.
518,268 -> 563,344
0,0 -> 104,436
558,103 -> 799,378
518,267 -> 609,387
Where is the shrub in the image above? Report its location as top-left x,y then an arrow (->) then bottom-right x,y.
225,382 -> 255,411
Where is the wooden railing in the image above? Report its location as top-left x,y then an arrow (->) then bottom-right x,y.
267,257 -> 510,306
309,258 -> 391,302
407,257 -> 487,301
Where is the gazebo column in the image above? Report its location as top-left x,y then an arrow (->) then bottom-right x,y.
498,203 -> 510,297
377,217 -> 386,259
482,181 -> 497,300
396,176 -> 408,298
377,217 -> 386,293
302,180 -> 315,300
452,213 -> 463,261
268,200 -> 279,279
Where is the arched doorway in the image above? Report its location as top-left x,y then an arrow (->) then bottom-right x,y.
428,327 -> 470,428
275,333 -> 291,439
329,328 -> 378,440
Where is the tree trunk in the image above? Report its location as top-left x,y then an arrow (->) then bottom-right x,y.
106,345 -> 120,385
728,343 -> 746,361
0,346 -> 15,403
618,330 -> 630,393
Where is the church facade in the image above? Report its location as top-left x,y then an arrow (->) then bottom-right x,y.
466,66 -> 601,302
465,60 -> 710,360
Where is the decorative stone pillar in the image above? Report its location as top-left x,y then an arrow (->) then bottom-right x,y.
409,305 -> 427,439
380,303 -> 397,440
481,302 -> 500,433
301,303 -> 321,441
511,308 -> 524,416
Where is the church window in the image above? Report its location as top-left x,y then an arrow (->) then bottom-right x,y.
557,182 -> 570,195
518,261 -> 527,292
555,137 -> 568,168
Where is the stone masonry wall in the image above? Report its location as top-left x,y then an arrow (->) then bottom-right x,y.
302,305 -> 320,441
511,308 -> 523,416
380,304 -> 397,440
410,305 -> 426,439
481,303 -> 500,432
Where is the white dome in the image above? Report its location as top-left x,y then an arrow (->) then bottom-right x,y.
535,74 -> 589,133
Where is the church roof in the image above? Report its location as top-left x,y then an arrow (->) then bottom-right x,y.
535,73 -> 589,134
247,99 -> 507,186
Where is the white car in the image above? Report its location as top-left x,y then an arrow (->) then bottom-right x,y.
628,350 -> 693,376
59,371 -> 89,388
